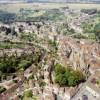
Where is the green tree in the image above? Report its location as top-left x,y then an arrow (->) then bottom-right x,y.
0,86 -> 6,93
73,70 -> 85,83
68,75 -> 77,86
55,73 -> 68,86
18,60 -> 32,70
55,64 -> 66,75
54,63 -> 85,87
94,23 -> 100,41
68,70 -> 85,86
24,90 -> 33,97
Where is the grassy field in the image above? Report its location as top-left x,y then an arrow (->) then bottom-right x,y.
0,3 -> 100,13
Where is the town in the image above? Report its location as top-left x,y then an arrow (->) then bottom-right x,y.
0,1 -> 100,100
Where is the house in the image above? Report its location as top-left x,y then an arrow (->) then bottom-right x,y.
85,72 -> 100,99
71,72 -> 100,100
64,86 -> 79,100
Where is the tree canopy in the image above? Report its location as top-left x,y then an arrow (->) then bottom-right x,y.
54,64 -> 85,87
94,23 -> 100,41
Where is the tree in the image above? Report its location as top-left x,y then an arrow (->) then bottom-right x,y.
55,64 -> 68,86
55,73 -> 68,86
94,23 -> 100,41
54,63 -> 85,87
18,60 -> 32,70
0,86 -> 6,93
73,70 -> 85,83
54,64 -> 66,75
68,70 -> 85,86
24,90 -> 33,97
65,67 -> 72,78
68,75 -> 77,86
